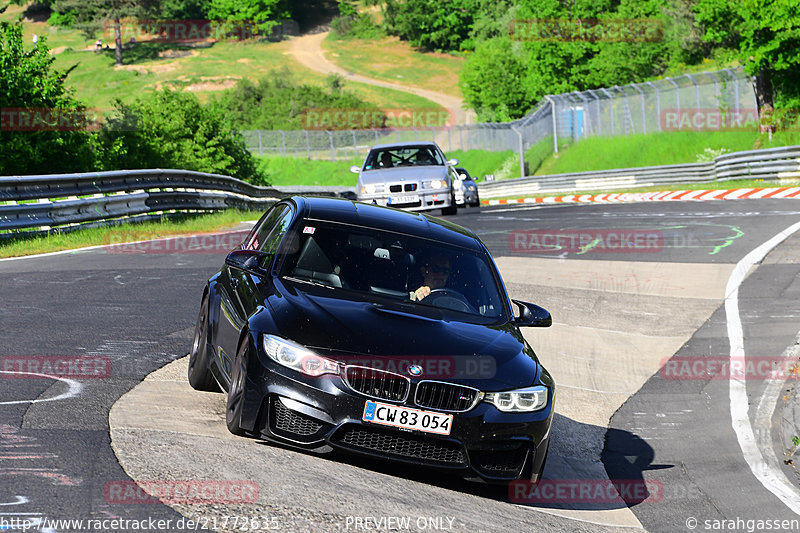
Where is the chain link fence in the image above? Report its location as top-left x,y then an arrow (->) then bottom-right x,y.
241,68 -> 756,176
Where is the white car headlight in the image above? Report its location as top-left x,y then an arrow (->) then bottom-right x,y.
424,179 -> 446,189
484,385 -> 548,412
263,335 -> 340,377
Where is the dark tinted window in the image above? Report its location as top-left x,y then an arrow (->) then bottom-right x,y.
280,221 -> 508,323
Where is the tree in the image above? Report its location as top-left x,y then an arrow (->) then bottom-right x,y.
695,0 -> 800,127
51,1 -> 159,66
0,16 -> 97,175
206,0 -> 291,36
460,37 -> 532,121
98,90 -> 262,182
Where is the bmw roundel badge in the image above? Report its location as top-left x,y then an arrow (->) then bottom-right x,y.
408,365 -> 423,376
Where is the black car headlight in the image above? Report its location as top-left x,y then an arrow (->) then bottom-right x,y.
263,335 -> 340,377
483,385 -> 548,412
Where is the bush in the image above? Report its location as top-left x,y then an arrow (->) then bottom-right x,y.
213,69 -> 386,130
0,21 -> 98,175
98,90 -> 264,183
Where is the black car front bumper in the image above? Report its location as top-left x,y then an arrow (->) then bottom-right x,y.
240,360 -> 553,483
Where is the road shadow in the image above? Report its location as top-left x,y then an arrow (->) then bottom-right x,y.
255,412 -> 671,511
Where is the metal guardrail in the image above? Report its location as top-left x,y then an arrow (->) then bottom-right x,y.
3,145 -> 798,235
0,169 -> 355,235
479,145 -> 800,199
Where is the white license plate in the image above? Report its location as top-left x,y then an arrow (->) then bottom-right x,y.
362,400 -> 453,435
388,195 -> 418,205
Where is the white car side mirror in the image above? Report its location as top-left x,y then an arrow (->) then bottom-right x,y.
350,165 -> 361,174
447,158 -> 459,166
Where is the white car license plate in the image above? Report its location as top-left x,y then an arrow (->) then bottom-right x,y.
388,195 -> 418,205
362,400 -> 453,435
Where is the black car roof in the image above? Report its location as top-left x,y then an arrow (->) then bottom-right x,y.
290,196 -> 483,251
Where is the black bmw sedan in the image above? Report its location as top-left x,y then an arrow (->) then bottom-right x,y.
188,196 -> 554,484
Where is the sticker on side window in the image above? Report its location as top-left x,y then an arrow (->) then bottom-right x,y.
303,226 -> 316,234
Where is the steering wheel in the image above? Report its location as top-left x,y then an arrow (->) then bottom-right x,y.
425,288 -> 473,313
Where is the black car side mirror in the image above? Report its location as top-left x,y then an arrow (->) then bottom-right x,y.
512,300 -> 552,327
225,249 -> 270,273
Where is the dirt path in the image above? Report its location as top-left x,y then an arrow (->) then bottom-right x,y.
288,31 -> 475,125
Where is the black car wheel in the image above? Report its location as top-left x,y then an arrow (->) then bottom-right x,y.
441,192 -> 458,216
226,339 -> 249,436
188,295 -> 220,392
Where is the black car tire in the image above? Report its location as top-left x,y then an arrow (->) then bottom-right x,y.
226,339 -> 249,436
188,295 -> 220,392
471,194 -> 481,208
441,192 -> 458,216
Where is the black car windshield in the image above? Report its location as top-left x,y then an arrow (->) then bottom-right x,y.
279,221 -> 508,323
363,146 -> 445,170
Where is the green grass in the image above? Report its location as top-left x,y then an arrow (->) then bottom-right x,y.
446,150 -> 515,180
256,156 -> 363,186
0,209 -> 258,259
322,34 -> 465,98
533,130 -> 800,176
1,9 -> 445,113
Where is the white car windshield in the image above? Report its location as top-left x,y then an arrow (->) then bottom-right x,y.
363,146 -> 445,170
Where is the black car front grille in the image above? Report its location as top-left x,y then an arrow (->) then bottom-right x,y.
414,381 -> 481,412
469,444 -> 530,477
333,426 -> 466,465
389,183 -> 418,192
344,366 -> 409,402
269,397 -> 327,440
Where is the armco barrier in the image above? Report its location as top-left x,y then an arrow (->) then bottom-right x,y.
479,145 -> 800,199
0,169 -> 355,235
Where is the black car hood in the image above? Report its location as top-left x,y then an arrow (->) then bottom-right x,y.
257,281 -> 541,390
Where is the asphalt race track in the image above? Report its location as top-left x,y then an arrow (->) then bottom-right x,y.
2,199 -> 800,532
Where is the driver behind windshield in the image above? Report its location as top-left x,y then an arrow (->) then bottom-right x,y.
410,252 -> 451,301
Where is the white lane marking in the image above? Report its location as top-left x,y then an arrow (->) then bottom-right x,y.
0,222 -> 258,263
754,331 -> 800,488
517,505 -> 644,529
0,496 -> 29,506
0,371 -> 83,405
726,220 -> 800,515
557,383 -> 632,395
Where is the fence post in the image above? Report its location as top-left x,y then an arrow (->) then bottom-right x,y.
685,73 -> 700,112
630,84 -> 646,134
724,68 -> 740,115
545,96 -> 558,153
666,77 -> 680,120
326,130 -> 335,161
258,130 -> 263,156
646,82 -> 661,132
511,126 -> 525,178
304,130 -> 310,159
281,130 -> 286,157
600,89 -> 615,135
